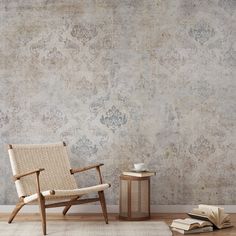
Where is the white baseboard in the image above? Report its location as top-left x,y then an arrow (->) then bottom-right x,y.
1,205 -> 236,213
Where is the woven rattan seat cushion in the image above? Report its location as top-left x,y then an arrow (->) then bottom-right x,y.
23,184 -> 110,203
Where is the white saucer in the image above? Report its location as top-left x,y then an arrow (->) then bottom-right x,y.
131,168 -> 148,172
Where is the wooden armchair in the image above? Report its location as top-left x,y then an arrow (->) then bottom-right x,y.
7,142 -> 111,235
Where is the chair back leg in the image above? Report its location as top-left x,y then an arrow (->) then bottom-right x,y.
8,199 -> 25,223
63,196 -> 80,215
38,193 -> 46,235
98,191 -> 108,224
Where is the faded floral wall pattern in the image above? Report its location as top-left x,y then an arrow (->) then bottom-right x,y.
0,0 -> 235,205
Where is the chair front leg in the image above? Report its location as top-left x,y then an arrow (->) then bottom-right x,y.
38,193 -> 46,235
36,171 -> 46,235
8,199 -> 25,223
98,191 -> 108,224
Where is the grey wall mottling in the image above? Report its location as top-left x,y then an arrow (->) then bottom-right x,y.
0,0 -> 235,205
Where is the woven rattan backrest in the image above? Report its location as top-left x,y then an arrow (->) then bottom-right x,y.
8,142 -> 77,198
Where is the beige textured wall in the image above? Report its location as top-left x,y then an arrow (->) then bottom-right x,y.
0,0 -> 235,205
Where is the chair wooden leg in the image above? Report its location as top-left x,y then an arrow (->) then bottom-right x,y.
62,196 -> 80,215
98,191 -> 108,224
8,199 -> 25,223
38,193 -> 46,235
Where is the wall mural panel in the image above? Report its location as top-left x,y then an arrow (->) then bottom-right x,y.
0,0 -> 235,205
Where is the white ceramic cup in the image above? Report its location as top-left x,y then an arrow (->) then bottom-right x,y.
134,163 -> 146,171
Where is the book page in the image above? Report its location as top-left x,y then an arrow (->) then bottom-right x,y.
223,214 -> 230,223
181,218 -> 207,225
219,208 -> 230,224
198,205 -> 218,227
192,208 -> 207,215
173,218 -> 212,227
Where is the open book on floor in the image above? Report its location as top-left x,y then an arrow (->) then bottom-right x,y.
170,218 -> 212,231
188,204 -> 232,229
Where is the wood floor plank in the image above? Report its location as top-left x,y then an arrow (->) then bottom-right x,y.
1,213 -> 235,235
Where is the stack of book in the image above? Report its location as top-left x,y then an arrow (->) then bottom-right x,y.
122,170 -> 156,177
170,204 -> 233,234
171,218 -> 213,234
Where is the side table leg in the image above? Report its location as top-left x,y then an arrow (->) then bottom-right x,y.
128,180 -> 131,219
148,178 -> 151,218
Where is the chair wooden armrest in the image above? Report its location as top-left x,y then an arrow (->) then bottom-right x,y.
13,168 -> 45,181
70,163 -> 104,184
70,163 -> 104,174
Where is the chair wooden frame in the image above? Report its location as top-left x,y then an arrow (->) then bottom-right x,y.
8,144 -> 110,235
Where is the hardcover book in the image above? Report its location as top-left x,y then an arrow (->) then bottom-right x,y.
172,226 -> 213,235
170,218 -> 212,231
122,171 -> 156,177
188,204 -> 232,229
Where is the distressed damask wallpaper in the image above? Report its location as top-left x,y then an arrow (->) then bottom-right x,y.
0,0 -> 235,205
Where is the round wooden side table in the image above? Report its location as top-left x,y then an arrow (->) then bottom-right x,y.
119,175 -> 151,221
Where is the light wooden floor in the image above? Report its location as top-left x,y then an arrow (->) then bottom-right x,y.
0,213 -> 235,235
